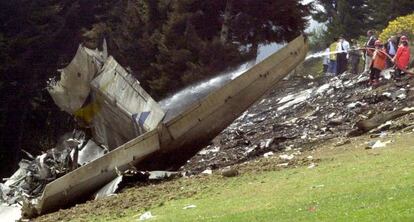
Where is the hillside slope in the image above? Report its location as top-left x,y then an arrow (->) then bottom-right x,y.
35,68 -> 414,221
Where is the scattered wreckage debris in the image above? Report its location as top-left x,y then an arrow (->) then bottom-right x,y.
352,107 -> 414,136
0,130 -> 107,220
182,67 -> 414,174
334,139 -> 351,147
0,204 -> 21,222
20,36 -> 414,220
94,170 -> 180,200
138,211 -> 156,221
365,140 -> 393,149
1,35 -> 308,219
1,38 -> 165,219
13,32 -> 414,220
183,204 -> 197,210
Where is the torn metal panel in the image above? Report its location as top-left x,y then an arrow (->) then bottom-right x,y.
31,130 -> 161,216
138,211 -> 155,221
89,56 -> 165,149
147,171 -> 179,180
3,161 -> 29,189
0,130 -> 87,217
77,140 -> 107,166
47,41 -> 108,114
0,204 -> 21,222
93,170 -> 178,200
94,175 -> 123,200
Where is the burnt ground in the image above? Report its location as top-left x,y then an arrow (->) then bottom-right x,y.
35,69 -> 414,221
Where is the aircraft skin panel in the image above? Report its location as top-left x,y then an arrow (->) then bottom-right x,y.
32,35 -> 308,216
35,130 -> 160,214
134,35 -> 308,171
166,35 -> 307,140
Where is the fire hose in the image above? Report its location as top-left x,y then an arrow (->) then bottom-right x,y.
356,46 -> 413,76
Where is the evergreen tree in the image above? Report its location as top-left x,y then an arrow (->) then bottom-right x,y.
0,0 -> 310,177
367,0 -> 414,30
313,0 -> 414,43
313,0 -> 369,40
231,0 -> 311,44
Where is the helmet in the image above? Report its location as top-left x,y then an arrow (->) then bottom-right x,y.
400,35 -> 408,42
374,40 -> 382,46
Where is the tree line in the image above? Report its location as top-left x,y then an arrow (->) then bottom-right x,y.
311,0 -> 414,50
0,0 -> 310,177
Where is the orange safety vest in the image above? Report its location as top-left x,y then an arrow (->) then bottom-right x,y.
372,49 -> 387,70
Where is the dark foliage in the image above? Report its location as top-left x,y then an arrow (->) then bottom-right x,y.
311,0 -> 414,50
0,0 -> 310,177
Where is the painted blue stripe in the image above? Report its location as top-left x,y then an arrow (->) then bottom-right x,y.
138,111 -> 150,126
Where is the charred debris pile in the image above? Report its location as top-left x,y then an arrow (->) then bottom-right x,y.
0,40 -> 166,218
4,36 -> 414,219
183,70 -> 414,173
0,35 -> 308,219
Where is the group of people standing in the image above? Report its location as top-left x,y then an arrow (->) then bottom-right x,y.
323,30 -> 411,87
364,30 -> 411,86
323,36 -> 351,76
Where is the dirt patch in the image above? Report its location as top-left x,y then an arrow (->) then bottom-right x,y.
35,177 -> 200,221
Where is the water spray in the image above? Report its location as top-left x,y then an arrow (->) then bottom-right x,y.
159,43 -> 284,119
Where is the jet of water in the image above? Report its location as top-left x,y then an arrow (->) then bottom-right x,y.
160,43 -> 284,121
160,63 -> 252,121
305,49 -> 350,60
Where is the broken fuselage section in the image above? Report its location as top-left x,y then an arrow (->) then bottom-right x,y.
48,40 -> 165,149
30,35 -> 308,216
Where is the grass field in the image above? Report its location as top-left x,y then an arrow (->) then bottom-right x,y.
37,133 -> 414,222
131,134 -> 414,222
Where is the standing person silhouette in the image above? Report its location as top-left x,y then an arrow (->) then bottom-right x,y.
327,38 -> 338,75
393,35 -> 411,80
336,36 -> 350,75
363,30 -> 377,75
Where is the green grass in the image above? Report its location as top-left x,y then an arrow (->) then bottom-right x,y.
86,134 -> 414,222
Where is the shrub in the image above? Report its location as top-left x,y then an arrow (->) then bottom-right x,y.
379,13 -> 414,41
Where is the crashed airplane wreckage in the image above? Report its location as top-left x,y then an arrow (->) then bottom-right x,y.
2,35 -> 308,218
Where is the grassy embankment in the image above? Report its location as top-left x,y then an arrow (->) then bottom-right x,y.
70,132 -> 414,222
